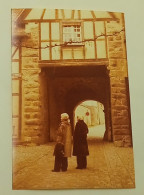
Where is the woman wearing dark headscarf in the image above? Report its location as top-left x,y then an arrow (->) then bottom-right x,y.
73,116 -> 89,169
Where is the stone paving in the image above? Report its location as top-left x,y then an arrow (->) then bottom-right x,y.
12,125 -> 135,190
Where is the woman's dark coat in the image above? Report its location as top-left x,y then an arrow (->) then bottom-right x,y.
73,120 -> 89,156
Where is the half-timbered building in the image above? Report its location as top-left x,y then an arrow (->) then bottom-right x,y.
12,9 -> 132,146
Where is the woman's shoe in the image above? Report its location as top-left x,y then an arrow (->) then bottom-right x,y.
62,169 -> 67,172
51,170 -> 60,172
76,167 -> 83,169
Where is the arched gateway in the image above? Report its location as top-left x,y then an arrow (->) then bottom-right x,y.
12,9 -> 133,146
40,65 -> 112,142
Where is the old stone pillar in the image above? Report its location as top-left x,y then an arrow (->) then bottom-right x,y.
106,20 -> 132,146
21,23 -> 48,144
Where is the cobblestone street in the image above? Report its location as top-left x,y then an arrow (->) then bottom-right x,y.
12,125 -> 135,190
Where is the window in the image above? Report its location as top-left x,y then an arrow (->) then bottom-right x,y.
63,25 -> 82,45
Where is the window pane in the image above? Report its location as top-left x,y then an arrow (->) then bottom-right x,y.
52,42 -> 60,60
12,80 -> 19,94
84,22 -> 94,39
63,25 -> 82,44
96,40 -> 106,58
51,23 -> 60,40
85,41 -> 95,59
41,42 -> 50,60
41,23 -> 49,40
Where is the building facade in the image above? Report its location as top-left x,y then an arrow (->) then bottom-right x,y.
12,9 -> 132,146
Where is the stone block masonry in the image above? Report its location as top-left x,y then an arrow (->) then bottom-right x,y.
109,61 -> 131,145
106,21 -> 132,146
21,23 -> 48,144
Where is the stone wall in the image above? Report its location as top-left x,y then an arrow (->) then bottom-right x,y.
21,23 -> 48,144
106,21 -> 132,146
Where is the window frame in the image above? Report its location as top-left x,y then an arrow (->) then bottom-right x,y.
62,22 -> 84,46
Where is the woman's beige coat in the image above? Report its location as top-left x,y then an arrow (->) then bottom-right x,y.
57,120 -> 72,157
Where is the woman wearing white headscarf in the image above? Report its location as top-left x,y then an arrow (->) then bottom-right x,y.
53,113 -> 72,172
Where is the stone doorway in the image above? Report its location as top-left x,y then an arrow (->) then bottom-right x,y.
40,65 -> 112,142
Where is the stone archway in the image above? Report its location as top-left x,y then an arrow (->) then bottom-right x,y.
64,84 -> 112,141
41,65 -> 112,142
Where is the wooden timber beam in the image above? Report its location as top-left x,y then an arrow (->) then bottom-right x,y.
39,59 -> 109,68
